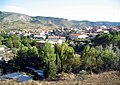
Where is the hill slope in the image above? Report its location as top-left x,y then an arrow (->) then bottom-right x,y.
0,71 -> 119,85
0,11 -> 120,31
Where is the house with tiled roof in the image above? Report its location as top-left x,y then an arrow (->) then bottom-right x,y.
69,34 -> 88,40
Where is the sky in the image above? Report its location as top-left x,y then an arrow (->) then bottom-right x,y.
0,0 -> 120,22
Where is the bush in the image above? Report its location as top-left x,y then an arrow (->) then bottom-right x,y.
76,70 -> 88,81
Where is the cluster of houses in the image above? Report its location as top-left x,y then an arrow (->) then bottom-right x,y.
4,25 -> 120,47
0,26 -> 119,56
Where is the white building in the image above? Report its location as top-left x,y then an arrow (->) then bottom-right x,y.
33,35 -> 46,40
97,29 -> 102,32
40,31 -> 45,36
36,40 -> 63,48
70,34 -> 88,40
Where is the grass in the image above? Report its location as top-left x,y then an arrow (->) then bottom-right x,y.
0,71 -> 120,85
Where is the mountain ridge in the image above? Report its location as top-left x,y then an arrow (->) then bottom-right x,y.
0,11 -> 120,31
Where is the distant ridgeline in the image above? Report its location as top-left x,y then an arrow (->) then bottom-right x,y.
0,11 -> 120,30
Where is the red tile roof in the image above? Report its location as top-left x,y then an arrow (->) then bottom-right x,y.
70,34 -> 81,36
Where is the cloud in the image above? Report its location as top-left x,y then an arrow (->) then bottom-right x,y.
4,5 -> 27,12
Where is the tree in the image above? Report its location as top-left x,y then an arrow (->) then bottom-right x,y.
26,46 -> 40,68
81,45 -> 98,74
94,33 -> 111,46
0,36 -> 4,41
27,46 -> 38,57
21,36 -> 31,46
45,34 -> 49,40
72,54 -> 81,72
101,46 -> 117,71
112,33 -> 120,47
114,47 -> 120,71
30,40 -> 36,46
93,32 -> 120,47
0,36 -> 4,45
6,38 -> 13,48
15,46 -> 28,69
15,46 -> 40,70
38,42 -> 56,78
4,34 -> 21,48
0,30 -> 6,38
54,43 -> 61,72
8,34 -> 20,41
12,48 -> 17,54
62,44 -> 74,72
54,43 -> 74,73
21,38 -> 30,46
0,41 -> 2,45
13,40 -> 21,48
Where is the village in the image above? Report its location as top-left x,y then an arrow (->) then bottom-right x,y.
3,25 -> 120,46
0,25 -> 119,83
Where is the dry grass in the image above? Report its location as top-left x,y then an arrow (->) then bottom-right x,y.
80,71 -> 120,85
0,80 -> 41,85
0,71 -> 120,85
41,71 -> 120,85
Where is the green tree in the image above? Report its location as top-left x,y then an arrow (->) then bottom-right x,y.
21,38 -> 30,46
0,41 -> 2,45
45,34 -> 49,40
26,46 -> 40,68
27,46 -> 38,58
72,54 -> 81,71
13,40 -> 21,48
94,33 -> 112,47
8,34 -> 20,41
114,47 -> 120,71
102,46 -> 117,71
54,43 -> 61,71
54,43 -> 74,73
30,40 -> 36,46
12,48 -> 17,54
0,36 -> 4,41
81,45 -> 98,74
0,30 -> 6,38
39,42 -> 56,78
95,46 -> 104,72
112,32 -> 120,47
0,36 -> 4,45
6,38 -> 13,48
4,34 -> 21,48
15,46 -> 28,69
15,45 -> 43,70
94,32 -> 120,48
62,44 -> 74,72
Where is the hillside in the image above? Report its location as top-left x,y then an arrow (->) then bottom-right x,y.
42,71 -> 120,85
0,11 -> 73,31
0,11 -> 120,31
0,71 -> 119,85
